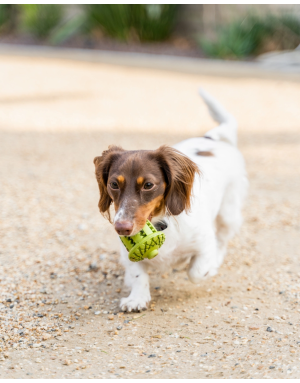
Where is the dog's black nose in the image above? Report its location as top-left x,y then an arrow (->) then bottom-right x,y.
154,220 -> 168,231
115,221 -> 134,236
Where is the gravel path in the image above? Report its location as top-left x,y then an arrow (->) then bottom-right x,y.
0,55 -> 300,378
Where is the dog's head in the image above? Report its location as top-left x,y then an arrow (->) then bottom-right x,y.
94,145 -> 199,236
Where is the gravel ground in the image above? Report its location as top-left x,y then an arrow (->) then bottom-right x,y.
0,55 -> 300,378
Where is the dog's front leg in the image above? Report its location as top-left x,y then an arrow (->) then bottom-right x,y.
119,245 -> 151,312
188,229 -> 219,284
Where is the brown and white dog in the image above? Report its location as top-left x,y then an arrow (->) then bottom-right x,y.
94,89 -> 248,312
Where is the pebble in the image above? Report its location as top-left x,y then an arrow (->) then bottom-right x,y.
249,326 -> 260,330
266,327 -> 274,332
88,262 -> 98,271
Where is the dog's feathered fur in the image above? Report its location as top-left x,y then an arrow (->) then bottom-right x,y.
94,89 -> 248,312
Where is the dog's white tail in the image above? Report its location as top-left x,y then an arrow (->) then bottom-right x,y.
199,88 -> 237,146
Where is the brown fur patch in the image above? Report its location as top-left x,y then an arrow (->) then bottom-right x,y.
93,145 -> 124,222
151,145 -> 200,215
117,175 -> 125,183
135,195 -> 164,230
137,176 -> 144,186
196,151 -> 214,157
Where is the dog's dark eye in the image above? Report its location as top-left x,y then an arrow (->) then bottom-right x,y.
110,182 -> 119,190
143,182 -> 154,190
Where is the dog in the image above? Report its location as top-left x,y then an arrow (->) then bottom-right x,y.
94,89 -> 248,312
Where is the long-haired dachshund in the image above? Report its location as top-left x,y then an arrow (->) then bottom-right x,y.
94,89 -> 248,312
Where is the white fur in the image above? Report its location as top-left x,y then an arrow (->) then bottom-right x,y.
113,207 -> 125,224
119,89 -> 248,312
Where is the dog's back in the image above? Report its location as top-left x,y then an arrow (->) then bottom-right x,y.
152,90 -> 248,278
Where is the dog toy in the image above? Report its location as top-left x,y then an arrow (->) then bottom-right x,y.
120,220 -> 165,262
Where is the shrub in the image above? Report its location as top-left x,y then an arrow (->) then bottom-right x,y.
86,4 -> 178,42
20,4 -> 63,39
0,4 -> 9,29
131,4 -> 178,41
87,4 -> 131,41
0,4 -> 18,32
200,13 -> 300,60
49,13 -> 87,45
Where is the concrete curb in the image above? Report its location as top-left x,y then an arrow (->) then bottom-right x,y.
0,43 -> 299,81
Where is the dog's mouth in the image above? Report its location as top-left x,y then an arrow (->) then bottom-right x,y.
148,213 -> 168,231
153,219 -> 168,231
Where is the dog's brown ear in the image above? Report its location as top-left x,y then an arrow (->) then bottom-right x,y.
94,146 -> 124,221
152,145 -> 200,215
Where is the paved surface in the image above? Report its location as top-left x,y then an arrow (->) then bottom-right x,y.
1,43 -> 300,81
0,55 -> 300,378
257,48 -> 300,72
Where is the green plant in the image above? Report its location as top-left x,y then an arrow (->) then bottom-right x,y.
49,13 -> 87,45
20,4 -> 63,39
200,13 -> 300,60
87,4 -> 132,40
131,4 -> 178,41
0,4 -> 9,29
86,4 -> 178,42
0,4 -> 18,32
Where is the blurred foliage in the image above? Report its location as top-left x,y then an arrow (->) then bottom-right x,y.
0,4 -> 18,32
0,4 -> 178,44
0,4 -> 9,29
20,4 -> 63,39
131,4 -> 178,41
200,13 -> 300,59
86,4 -> 178,41
49,13 -> 87,45
87,5 -> 132,40
0,4 -> 299,61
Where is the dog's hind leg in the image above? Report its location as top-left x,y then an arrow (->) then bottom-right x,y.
215,178 -> 247,266
187,228 -> 219,283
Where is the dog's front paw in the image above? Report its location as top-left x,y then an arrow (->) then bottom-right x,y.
188,259 -> 218,284
120,293 -> 151,312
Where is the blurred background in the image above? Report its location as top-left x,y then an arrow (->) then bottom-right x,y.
0,4 -> 300,59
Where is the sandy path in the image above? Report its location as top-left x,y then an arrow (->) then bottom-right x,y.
0,55 -> 300,378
